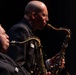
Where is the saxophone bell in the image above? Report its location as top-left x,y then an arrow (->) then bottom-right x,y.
45,23 -> 71,75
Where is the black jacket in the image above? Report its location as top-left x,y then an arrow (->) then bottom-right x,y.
7,18 -> 36,73
0,52 -> 30,75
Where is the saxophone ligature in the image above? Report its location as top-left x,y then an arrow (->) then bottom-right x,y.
46,23 -> 71,75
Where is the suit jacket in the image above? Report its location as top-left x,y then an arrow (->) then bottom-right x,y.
0,52 -> 30,75
7,18 -> 36,73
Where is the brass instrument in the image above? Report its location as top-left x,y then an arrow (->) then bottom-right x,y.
10,36 -> 47,75
10,23 -> 71,75
46,24 -> 71,75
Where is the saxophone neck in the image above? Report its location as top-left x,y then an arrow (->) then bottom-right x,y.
46,23 -> 71,39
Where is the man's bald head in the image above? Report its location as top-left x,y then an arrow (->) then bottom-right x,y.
25,1 -> 47,14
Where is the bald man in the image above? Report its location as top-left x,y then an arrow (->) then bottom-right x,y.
7,1 -> 64,75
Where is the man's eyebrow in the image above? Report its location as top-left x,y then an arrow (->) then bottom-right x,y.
42,13 -> 48,16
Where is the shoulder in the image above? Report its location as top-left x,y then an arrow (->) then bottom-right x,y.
10,22 -> 29,30
8,23 -> 30,34
0,53 -> 14,71
0,60 -> 14,75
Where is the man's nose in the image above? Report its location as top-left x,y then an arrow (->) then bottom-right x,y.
46,16 -> 49,21
6,34 -> 9,39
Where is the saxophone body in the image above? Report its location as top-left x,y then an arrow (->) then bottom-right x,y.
10,36 -> 47,75
46,24 -> 71,75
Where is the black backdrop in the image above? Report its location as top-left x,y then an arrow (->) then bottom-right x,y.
0,0 -> 76,75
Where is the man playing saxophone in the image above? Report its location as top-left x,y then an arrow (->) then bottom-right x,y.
7,1 -> 65,75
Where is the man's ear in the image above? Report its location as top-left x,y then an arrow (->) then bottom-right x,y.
31,12 -> 36,19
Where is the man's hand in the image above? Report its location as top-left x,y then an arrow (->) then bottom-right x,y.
46,53 -> 65,70
46,72 -> 51,75
59,58 -> 65,69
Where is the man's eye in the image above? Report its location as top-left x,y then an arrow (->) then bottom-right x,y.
43,14 -> 48,17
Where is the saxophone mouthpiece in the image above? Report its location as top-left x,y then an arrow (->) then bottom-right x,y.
46,23 -> 53,29
10,41 -> 19,44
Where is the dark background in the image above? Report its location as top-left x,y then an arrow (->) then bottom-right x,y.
0,0 -> 76,75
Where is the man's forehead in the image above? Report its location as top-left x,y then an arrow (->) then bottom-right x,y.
0,26 -> 5,33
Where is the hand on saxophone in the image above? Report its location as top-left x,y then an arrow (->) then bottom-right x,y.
59,58 -> 65,69
45,53 -> 65,70
46,72 -> 51,75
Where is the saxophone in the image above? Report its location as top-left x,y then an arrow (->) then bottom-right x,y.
10,36 -> 47,75
46,24 -> 71,75
10,23 -> 71,75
